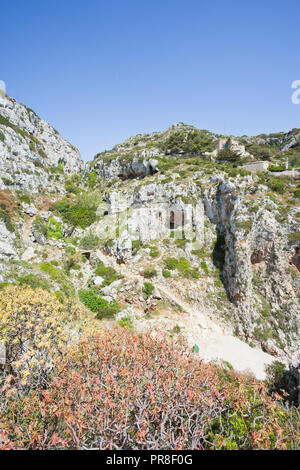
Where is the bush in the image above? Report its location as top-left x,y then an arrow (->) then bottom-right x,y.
51,198 -> 97,229
265,361 -> 298,404
117,315 -> 134,329
78,288 -> 121,319
162,269 -> 171,278
267,177 -> 285,194
94,261 -> 120,286
160,129 -> 214,155
288,231 -> 300,243
163,257 -> 199,278
1,328 -> 299,449
81,232 -> 99,250
47,217 -> 63,240
142,282 -> 154,298
0,286 -> 94,392
164,257 -> 179,270
217,146 -> 241,164
132,239 -> 143,254
0,206 -> 15,233
144,269 -> 157,278
17,273 -> 51,291
149,246 -> 160,258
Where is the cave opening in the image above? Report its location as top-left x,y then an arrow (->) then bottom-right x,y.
170,211 -> 175,230
290,246 -> 300,273
169,209 -> 185,231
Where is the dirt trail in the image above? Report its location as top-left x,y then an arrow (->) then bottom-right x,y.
96,250 -> 276,380
22,216 -> 36,246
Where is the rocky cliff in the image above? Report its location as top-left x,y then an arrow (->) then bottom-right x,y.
0,94 -> 83,193
0,97 -> 299,384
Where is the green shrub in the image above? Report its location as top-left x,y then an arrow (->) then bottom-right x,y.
288,232 -> 300,243
164,257 -> 179,270
94,261 -> 120,286
162,269 -> 171,278
17,273 -> 51,291
143,282 -> 154,299
160,129 -> 214,155
17,192 -> 31,204
265,361 -> 298,404
217,145 -> 241,164
47,217 -> 63,240
0,207 -> 15,233
269,164 -> 286,172
78,288 -> 121,319
293,189 -> 300,199
200,261 -> 209,274
149,246 -> 160,258
87,171 -> 97,188
267,177 -> 285,194
132,239 -> 143,253
40,262 -> 65,283
2,177 -> 13,186
81,232 -> 99,250
51,199 -> 97,229
32,216 -> 48,237
118,315 -> 134,329
144,269 -> 157,278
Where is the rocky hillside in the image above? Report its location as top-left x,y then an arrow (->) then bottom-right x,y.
0,94 -> 83,193
0,96 -> 299,391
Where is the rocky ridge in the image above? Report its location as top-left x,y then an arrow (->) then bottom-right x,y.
0,96 -> 299,385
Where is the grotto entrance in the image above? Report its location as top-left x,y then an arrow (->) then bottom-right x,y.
290,246 -> 300,273
169,209 -> 185,230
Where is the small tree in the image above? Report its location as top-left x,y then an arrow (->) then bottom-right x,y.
217,147 -> 241,164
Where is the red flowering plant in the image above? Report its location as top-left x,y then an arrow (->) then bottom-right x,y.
0,327 -> 299,450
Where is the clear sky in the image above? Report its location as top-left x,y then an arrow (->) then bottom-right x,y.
1,0 -> 300,161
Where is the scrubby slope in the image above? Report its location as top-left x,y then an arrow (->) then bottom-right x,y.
0,98 -> 299,397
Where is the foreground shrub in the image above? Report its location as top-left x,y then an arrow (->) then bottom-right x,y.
0,328 -> 299,450
0,286 -> 98,392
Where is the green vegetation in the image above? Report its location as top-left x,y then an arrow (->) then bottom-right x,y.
87,170 -> 97,188
144,269 -> 157,278
142,281 -> 155,298
160,129 -> 214,155
117,315 -> 134,329
17,273 -> 51,291
80,232 -> 99,250
163,257 -> 199,279
94,261 -> 120,286
288,231 -> 300,243
217,145 -> 241,164
162,269 -> 171,278
51,198 -> 97,229
47,217 -> 63,240
0,206 -> 15,233
78,288 -> 121,319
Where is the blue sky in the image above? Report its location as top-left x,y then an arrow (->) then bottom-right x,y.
1,0 -> 300,161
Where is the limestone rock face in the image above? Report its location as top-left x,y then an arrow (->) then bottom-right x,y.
96,170 -> 299,366
0,220 -> 16,259
203,177 -> 300,364
91,156 -> 158,180
0,95 -> 83,193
